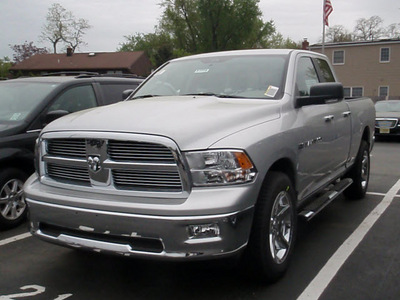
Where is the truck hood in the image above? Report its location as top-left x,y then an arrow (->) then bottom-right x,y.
376,112 -> 400,119
44,96 -> 281,150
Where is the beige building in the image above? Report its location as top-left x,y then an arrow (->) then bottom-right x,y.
309,39 -> 400,101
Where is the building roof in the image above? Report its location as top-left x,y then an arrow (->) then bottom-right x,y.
9,51 -> 153,76
309,38 -> 400,50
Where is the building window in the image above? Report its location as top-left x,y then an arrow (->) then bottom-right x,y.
352,87 -> 363,97
344,87 -> 363,97
379,86 -> 389,97
333,50 -> 345,65
380,48 -> 390,62
344,87 -> 351,97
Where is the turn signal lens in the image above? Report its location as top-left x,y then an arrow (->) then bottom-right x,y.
234,152 -> 254,169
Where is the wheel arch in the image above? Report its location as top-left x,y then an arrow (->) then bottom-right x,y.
361,126 -> 372,146
259,158 -> 297,202
0,155 -> 34,177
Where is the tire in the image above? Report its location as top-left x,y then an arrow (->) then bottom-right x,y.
0,168 -> 28,229
245,172 -> 297,282
344,140 -> 370,200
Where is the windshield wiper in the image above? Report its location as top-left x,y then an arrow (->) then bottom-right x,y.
183,93 -> 246,99
130,94 -> 160,100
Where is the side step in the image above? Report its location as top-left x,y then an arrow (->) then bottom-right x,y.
299,178 -> 353,221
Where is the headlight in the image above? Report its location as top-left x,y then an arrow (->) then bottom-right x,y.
185,150 -> 257,187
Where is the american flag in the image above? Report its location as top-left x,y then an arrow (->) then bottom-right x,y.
324,0 -> 333,26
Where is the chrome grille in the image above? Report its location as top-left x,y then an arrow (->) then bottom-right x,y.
42,135 -> 184,193
47,139 -> 86,158
375,118 -> 398,129
47,163 -> 90,184
108,140 -> 175,162
112,169 -> 182,192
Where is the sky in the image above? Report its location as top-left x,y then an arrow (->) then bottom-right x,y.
1,0 -> 399,60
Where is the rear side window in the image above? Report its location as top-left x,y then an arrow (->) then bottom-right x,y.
99,83 -> 140,104
49,85 -> 97,113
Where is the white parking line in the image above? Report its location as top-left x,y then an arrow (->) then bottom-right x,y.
367,191 -> 400,198
0,232 -> 31,247
297,178 -> 400,300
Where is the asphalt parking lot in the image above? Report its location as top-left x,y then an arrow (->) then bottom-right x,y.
1,139 -> 399,300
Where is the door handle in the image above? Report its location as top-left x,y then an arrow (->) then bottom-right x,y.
342,111 -> 351,117
324,115 -> 334,122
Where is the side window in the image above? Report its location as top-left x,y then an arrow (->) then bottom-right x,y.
99,83 -> 140,104
316,59 -> 335,82
296,57 -> 320,96
49,85 -> 97,113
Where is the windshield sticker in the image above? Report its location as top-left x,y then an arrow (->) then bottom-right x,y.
10,113 -> 22,121
265,86 -> 279,97
194,69 -> 210,74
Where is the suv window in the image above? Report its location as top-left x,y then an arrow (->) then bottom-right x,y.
99,83 -> 140,104
49,85 -> 97,113
296,57 -> 319,96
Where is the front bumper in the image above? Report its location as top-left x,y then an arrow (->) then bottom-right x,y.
25,176 -> 256,260
375,118 -> 400,136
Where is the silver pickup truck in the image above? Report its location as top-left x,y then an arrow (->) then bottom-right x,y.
24,49 -> 375,282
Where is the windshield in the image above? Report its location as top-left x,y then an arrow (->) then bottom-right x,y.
132,55 -> 288,100
375,101 -> 400,112
0,81 -> 59,122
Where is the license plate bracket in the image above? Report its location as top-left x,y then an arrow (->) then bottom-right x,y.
380,128 -> 390,134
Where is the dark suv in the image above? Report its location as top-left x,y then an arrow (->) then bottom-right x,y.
0,75 -> 143,228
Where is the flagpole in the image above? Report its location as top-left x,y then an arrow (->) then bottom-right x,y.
322,0 -> 326,54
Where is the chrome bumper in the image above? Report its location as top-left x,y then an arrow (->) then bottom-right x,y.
27,198 -> 254,260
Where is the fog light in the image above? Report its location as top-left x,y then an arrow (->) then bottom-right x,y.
188,224 -> 220,239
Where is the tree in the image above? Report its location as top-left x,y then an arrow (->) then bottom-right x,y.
262,32 -> 300,49
353,16 -> 384,41
63,18 -> 91,52
159,0 -> 276,54
40,3 -> 91,53
10,41 -> 49,63
326,25 -> 353,42
385,23 -> 400,39
0,57 -> 12,78
119,31 -> 176,67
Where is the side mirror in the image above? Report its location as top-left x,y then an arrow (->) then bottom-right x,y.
296,82 -> 344,108
45,110 -> 69,125
122,89 -> 135,100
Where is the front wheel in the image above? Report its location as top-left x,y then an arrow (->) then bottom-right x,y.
344,140 -> 370,200
0,168 -> 28,229
245,172 -> 297,282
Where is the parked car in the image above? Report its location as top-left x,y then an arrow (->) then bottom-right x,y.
0,75 -> 143,229
375,100 -> 400,137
